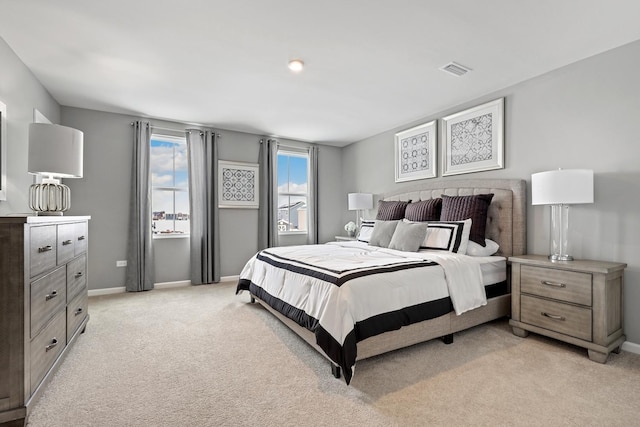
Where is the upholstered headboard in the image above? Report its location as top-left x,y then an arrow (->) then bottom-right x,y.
382,179 -> 526,257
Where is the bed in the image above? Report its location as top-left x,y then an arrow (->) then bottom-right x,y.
237,178 -> 526,384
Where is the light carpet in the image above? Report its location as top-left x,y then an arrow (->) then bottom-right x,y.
27,281 -> 640,426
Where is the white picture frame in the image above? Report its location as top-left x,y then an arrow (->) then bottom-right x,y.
218,160 -> 259,209
0,101 -> 7,201
394,120 -> 437,182
442,98 -> 504,176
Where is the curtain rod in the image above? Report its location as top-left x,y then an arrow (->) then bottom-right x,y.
130,122 -> 221,137
260,138 -> 311,151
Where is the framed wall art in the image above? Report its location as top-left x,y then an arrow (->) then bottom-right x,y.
394,120 -> 437,182
0,100 -> 7,201
218,160 -> 259,209
442,98 -> 504,176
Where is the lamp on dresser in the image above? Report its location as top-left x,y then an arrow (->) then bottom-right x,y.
348,192 -> 373,230
531,168 -> 594,261
28,123 -> 84,214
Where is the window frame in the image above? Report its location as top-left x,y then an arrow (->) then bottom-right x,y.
150,133 -> 190,239
277,148 -> 310,235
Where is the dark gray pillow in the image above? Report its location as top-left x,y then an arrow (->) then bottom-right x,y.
404,198 -> 442,222
388,220 -> 429,252
368,220 -> 399,248
440,193 -> 494,246
376,200 -> 410,220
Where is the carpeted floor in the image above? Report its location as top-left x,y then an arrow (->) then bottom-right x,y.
27,281 -> 640,426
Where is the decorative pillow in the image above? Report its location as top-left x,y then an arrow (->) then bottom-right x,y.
357,220 -> 375,243
419,219 -> 471,254
376,200 -> 411,220
368,220 -> 399,248
440,194 -> 494,246
466,239 -> 500,257
404,198 -> 442,222
388,220 -> 429,252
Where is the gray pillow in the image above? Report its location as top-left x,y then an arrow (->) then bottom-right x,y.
368,220 -> 399,248
388,220 -> 429,252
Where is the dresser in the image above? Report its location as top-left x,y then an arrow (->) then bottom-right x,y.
0,216 -> 90,426
509,254 -> 626,363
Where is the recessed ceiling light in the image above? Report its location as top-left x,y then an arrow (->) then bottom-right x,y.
288,59 -> 304,73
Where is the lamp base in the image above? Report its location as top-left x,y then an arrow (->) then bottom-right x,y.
549,254 -> 573,262
29,182 -> 71,214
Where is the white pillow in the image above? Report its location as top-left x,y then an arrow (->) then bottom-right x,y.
466,239 -> 500,256
357,220 -> 375,243
419,219 -> 471,254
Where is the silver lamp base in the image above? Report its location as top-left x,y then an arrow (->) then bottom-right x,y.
29,182 -> 71,214
549,254 -> 573,262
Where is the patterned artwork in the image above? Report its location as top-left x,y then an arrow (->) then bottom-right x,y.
218,161 -> 259,208
400,131 -> 430,173
442,98 -> 504,176
222,167 -> 255,202
450,112 -> 493,166
394,121 -> 437,182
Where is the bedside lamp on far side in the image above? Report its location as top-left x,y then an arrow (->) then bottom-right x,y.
28,123 -> 84,215
531,169 -> 594,261
348,192 -> 373,230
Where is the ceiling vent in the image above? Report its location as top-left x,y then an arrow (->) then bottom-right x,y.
440,62 -> 472,77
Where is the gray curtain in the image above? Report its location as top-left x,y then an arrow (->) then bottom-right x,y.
307,145 -> 319,244
186,129 -> 220,284
125,121 -> 155,292
258,138 -> 279,250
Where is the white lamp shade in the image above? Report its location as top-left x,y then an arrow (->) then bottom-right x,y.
531,169 -> 594,205
28,123 -> 84,178
348,193 -> 373,210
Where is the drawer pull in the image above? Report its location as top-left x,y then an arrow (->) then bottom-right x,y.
38,245 -> 53,253
45,290 -> 58,301
78,235 -> 86,241
75,307 -> 84,316
541,280 -> 566,288
75,272 -> 84,278
62,239 -> 73,245
45,338 -> 59,352
541,312 -> 566,321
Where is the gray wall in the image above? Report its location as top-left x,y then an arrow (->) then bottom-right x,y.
0,37 -> 60,216
61,107 -> 344,290
342,40 -> 640,345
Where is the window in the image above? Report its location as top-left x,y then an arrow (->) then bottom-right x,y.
277,150 -> 309,233
150,134 -> 189,236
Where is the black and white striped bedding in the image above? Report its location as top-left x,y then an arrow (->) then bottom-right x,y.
236,242 -> 498,384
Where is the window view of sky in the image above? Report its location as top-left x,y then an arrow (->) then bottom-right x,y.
151,136 -> 189,234
277,152 -> 308,232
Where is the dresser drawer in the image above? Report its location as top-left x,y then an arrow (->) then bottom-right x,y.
521,295 -> 592,341
30,266 -> 67,338
521,265 -> 592,306
29,225 -> 57,278
67,291 -> 88,342
74,221 -> 88,256
57,223 -> 77,264
66,254 -> 87,302
30,310 -> 66,393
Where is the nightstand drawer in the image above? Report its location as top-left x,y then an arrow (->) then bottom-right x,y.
521,265 -> 592,306
66,254 -> 87,302
521,295 -> 592,341
29,225 -> 57,278
67,291 -> 88,342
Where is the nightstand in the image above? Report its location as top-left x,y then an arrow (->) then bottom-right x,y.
335,236 -> 356,241
509,254 -> 626,363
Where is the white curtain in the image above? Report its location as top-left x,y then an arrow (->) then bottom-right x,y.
258,138 -> 279,250
125,121 -> 155,292
186,129 -> 220,284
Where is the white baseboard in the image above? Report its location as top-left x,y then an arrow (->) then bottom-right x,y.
88,275 -> 239,297
622,340 -> 640,355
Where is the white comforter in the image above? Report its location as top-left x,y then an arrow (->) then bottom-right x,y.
237,242 -> 488,383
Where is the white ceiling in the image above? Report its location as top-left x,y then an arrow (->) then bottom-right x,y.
1,1 -> 640,147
